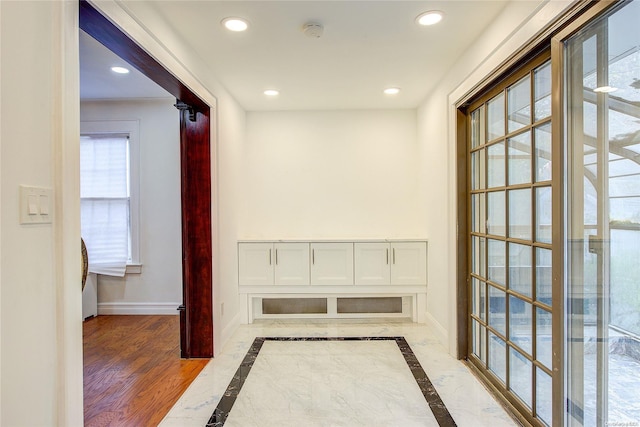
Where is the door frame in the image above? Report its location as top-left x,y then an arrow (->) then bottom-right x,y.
79,0 -> 214,358
551,2 -> 626,426
454,1 -> 620,426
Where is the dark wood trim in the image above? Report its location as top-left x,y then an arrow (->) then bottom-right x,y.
79,0 -> 214,358
79,0 -> 207,112
456,107 -> 469,360
180,108 -> 214,358
466,49 -> 551,114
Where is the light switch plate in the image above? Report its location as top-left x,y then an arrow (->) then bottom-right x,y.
20,185 -> 52,224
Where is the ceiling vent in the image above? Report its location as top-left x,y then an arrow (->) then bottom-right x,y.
302,22 -> 324,39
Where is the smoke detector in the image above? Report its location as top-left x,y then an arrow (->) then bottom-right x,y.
303,22 -> 324,39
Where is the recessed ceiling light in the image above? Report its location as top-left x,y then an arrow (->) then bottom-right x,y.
222,17 -> 249,32
110,66 -> 130,74
384,87 -> 401,95
264,89 -> 279,96
593,85 -> 618,93
416,11 -> 444,26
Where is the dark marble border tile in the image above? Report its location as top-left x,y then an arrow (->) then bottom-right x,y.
205,337 -> 265,427
206,336 -> 457,427
394,336 -> 458,427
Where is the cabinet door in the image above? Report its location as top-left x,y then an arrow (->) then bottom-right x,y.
354,243 -> 390,285
238,243 -> 274,285
390,242 -> 427,285
274,243 -> 310,285
310,243 -> 354,285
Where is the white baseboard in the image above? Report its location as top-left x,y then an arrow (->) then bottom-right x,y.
97,302 -> 181,315
425,311 -> 449,348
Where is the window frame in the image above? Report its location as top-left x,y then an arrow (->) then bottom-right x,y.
455,2 -> 624,426
80,120 -> 141,273
464,50 -> 553,427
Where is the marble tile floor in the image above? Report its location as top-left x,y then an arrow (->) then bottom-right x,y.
159,320 -> 518,427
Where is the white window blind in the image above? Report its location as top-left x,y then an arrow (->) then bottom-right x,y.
80,133 -> 130,276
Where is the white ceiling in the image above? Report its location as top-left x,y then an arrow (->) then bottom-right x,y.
80,1 -> 511,111
80,30 -> 172,100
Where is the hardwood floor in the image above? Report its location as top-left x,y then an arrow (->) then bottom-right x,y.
83,315 -> 209,427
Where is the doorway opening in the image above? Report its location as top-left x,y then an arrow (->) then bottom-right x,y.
79,0 -> 214,359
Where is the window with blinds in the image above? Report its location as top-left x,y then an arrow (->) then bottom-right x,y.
80,132 -> 132,276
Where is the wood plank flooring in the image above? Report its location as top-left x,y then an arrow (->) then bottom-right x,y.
83,315 -> 209,427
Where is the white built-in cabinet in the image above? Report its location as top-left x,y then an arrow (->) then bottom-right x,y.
238,242 -> 309,286
310,243 -> 354,285
274,243 -> 310,285
239,240 -> 426,287
238,242 -> 273,285
238,239 -> 427,323
353,242 -> 391,285
353,242 -> 426,285
389,242 -> 428,285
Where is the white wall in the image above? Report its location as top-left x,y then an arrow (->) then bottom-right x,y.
1,1 -> 83,425
416,0 -> 573,352
80,99 -> 182,313
1,4 -> 57,423
215,97 -> 246,341
1,0 -> 247,422
242,110 -> 424,239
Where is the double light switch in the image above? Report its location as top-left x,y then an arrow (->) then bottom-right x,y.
20,185 -> 52,224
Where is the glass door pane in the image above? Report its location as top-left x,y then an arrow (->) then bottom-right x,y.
566,2 -> 640,426
467,52 -> 553,426
508,76 -> 531,133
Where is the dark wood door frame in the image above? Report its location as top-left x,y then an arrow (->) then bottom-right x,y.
80,0 -> 214,358
177,106 -> 213,358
